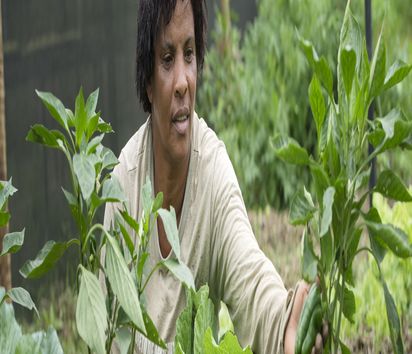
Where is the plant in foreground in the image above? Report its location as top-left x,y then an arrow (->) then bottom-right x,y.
174,284 -> 252,354
22,88 -> 194,353
274,1 -> 412,353
0,179 -> 63,353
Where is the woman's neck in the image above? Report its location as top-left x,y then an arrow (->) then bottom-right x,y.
153,143 -> 190,222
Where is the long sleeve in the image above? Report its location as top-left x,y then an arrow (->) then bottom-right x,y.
209,145 -> 296,354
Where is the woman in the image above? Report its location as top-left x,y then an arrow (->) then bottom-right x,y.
105,0 -> 325,353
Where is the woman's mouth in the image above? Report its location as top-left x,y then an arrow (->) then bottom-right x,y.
172,114 -> 190,135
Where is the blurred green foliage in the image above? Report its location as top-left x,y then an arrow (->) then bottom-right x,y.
197,0 -> 412,209
198,0 -> 344,209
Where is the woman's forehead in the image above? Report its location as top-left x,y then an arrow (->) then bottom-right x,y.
156,0 -> 194,46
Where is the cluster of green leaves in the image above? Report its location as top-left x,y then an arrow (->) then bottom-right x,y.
197,0 -> 344,209
174,284 -> 251,354
273,1 -> 412,352
0,180 -> 63,353
342,192 -> 412,351
22,88 -> 194,353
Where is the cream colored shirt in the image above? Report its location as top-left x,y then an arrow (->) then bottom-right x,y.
104,113 -> 295,354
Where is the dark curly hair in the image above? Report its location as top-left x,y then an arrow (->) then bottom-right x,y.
135,0 -> 207,113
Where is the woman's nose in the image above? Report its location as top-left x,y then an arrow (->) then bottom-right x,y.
174,56 -> 188,98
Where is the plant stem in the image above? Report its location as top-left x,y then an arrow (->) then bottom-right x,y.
140,261 -> 163,295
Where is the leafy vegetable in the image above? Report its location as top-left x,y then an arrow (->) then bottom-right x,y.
274,1 -> 412,352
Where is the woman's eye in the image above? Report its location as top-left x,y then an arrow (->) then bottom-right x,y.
162,54 -> 173,68
185,48 -> 194,62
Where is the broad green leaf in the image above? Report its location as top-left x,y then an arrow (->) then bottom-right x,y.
74,88 -> 87,147
340,286 -> 355,323
347,228 -> 362,266
66,108 -> 75,127
204,328 -> 252,354
97,118 -> 113,133
298,34 -> 333,97
26,124 -> 67,150
368,30 -> 386,101
137,309 -> 167,350
105,235 -> 146,333
310,163 -> 330,203
289,187 -> 316,225
368,109 -> 412,152
76,266 -> 107,354
152,192 -> 164,213
61,187 -> 77,207
203,327 -> 226,354
218,302 -> 234,342
62,188 -> 84,229
217,331 -> 253,354
158,207 -> 181,260
194,290 -> 215,354
0,290 -> 22,354
85,88 -> 99,118
175,342 -> 186,354
86,114 -> 100,141
101,147 -> 118,171
308,75 -> 325,137
101,176 -> 126,203
141,177 -> 153,213
119,210 -> 139,233
301,229 -> 317,283
0,178 -> 17,209
1,229 -> 25,256
73,153 -> 96,201
320,230 -> 333,273
382,280 -> 404,354
365,220 -> 412,258
375,170 -> 412,202
320,187 -> 335,237
340,46 -> 356,98
383,60 -> 412,92
6,287 -> 38,316
86,134 -> 104,154
19,240 -> 72,278
364,207 -> 387,263
174,287 -> 194,354
115,214 -> 136,257
35,90 -> 69,132
315,57 -> 334,99
339,2 -> 363,69
163,258 -> 195,290
272,135 -> 310,165
194,285 -> 209,311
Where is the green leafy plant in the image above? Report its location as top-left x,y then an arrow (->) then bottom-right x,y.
273,1 -> 412,352
174,284 -> 252,354
0,179 -> 63,353
342,191 -> 412,351
23,88 -> 194,353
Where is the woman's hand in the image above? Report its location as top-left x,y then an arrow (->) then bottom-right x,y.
284,281 -> 328,354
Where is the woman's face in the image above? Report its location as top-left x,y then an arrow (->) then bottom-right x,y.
148,0 -> 197,164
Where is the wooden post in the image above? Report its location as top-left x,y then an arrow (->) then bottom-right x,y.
0,0 -> 12,291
